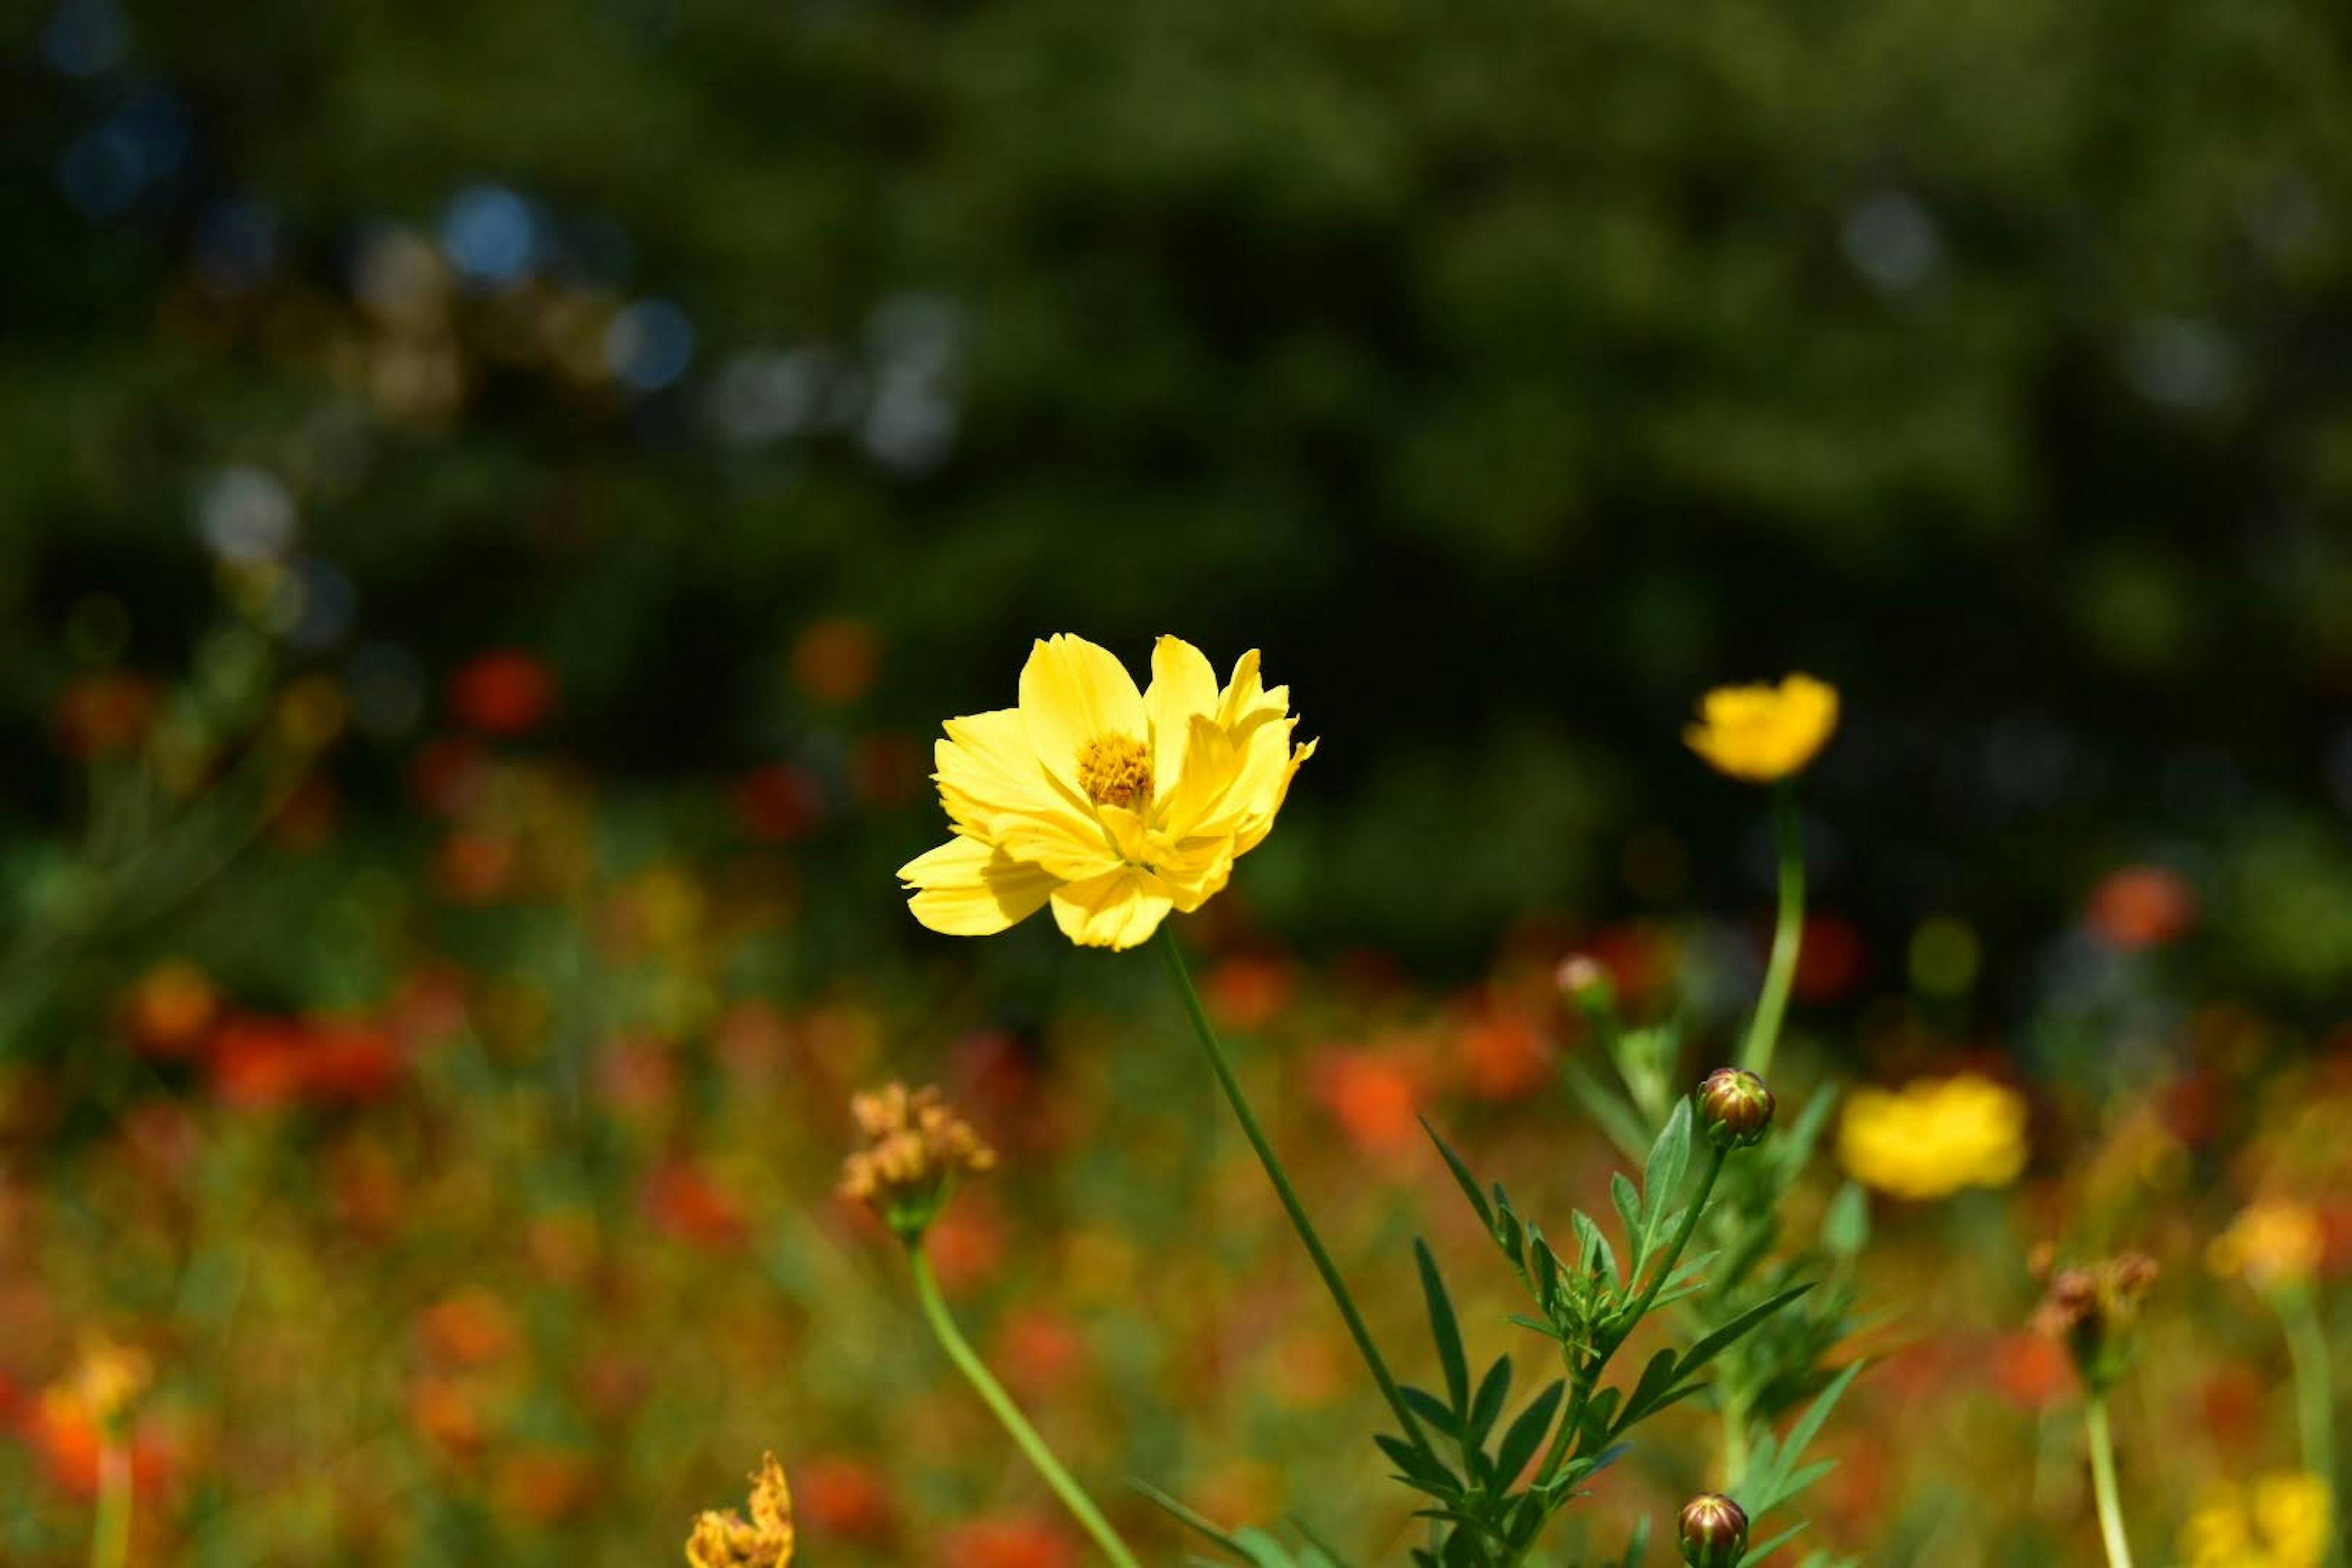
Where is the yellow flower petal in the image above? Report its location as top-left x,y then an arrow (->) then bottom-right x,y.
1686,673 -> 1839,783
1050,866 -> 1175,949
897,834 -> 1059,936
1019,635 -> 1148,802
1144,635 -> 1219,805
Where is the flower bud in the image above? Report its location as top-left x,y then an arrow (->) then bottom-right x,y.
1678,1493 -> 1749,1568
1697,1067 -> 1774,1148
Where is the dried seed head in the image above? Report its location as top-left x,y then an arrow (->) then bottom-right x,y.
838,1082 -> 997,1240
684,1452 -> 794,1568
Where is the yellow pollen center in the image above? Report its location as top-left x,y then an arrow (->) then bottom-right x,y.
1076,733 -> 1152,808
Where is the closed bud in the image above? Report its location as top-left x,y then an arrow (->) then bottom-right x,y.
1678,1493 -> 1749,1568
1697,1067 -> 1774,1148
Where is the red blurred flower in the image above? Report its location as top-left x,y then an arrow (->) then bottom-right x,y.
417,1288 -> 518,1370
735,763 -> 826,842
995,1307 -> 1087,1405
2086,865 -> 2195,951
1792,914 -> 1867,1002
933,1517 -> 1080,1568
23,1401 -> 177,1501
448,649 -> 556,735
1987,1331 -> 2072,1408
206,1016 -> 401,1108
796,1456 -> 895,1540
52,673 -> 158,761
646,1159 -> 748,1251
1202,956 -> 1295,1034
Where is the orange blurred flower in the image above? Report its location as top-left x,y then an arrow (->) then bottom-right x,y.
207,1016 -> 401,1108
123,960 -> 220,1058
794,1457 -> 894,1540
1202,956 -> 1296,1033
1311,1045 -> 1426,1156
418,1288 -> 518,1370
791,616 -> 880,705
1455,998 -> 1551,1100
2086,865 -> 2196,951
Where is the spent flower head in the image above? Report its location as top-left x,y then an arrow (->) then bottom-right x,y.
2030,1246 -> 2158,1392
1685,674 -> 1839,783
839,1082 -> 998,1240
684,1452 -> 794,1568
1697,1067 -> 1774,1148
1678,1493 -> 1750,1568
897,633 -> 1313,949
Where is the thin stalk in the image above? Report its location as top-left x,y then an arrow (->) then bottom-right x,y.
1526,1147 -> 1731,1499
2084,1396 -> 2135,1568
90,1436 -> 132,1568
1158,926 -> 1432,1459
1740,786 -> 1804,1082
907,1243 -> 1141,1568
2281,1290 -> 2340,1562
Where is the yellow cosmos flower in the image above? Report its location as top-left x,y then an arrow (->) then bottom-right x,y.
1836,1072 -> 2028,1200
1685,674 -> 1839,783
899,634 -> 1314,951
2180,1472 -> 2333,1568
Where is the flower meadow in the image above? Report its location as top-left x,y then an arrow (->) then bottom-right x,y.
1,621 -> 2344,1568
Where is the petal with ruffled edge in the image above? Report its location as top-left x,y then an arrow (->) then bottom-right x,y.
1050,865 -> 1176,949
898,834 -> 1060,936
1019,635 -> 1148,802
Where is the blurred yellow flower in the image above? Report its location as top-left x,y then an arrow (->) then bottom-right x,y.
2208,1199 -> 2324,1293
685,1451 -> 794,1568
899,634 -> 1314,949
1685,674 -> 1839,783
1837,1073 -> 2027,1200
2179,1472 -> 2332,1568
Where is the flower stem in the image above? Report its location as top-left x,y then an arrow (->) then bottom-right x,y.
1740,786 -> 1804,1082
2281,1289 -> 2340,1561
906,1242 -> 1142,1568
1157,925 -> 1433,1458
90,1435 -> 132,1568
2084,1396 -> 2136,1568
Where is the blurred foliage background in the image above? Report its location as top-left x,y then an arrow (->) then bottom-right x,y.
4,0 -> 2352,1563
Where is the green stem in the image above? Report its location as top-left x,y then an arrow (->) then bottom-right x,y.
2084,1396 -> 2135,1568
1740,786 -> 1804,1082
90,1435 -> 132,1568
906,1243 -> 1142,1568
2281,1290 -> 2340,1562
1720,1384 -> 1752,1491
1157,926 -> 1433,1460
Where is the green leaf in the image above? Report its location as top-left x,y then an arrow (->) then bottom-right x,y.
1401,1384 -> 1460,1438
1561,1058 -> 1653,1163
1610,1171 -> 1643,1253
1422,1119 -> 1494,1235
1617,1514 -> 1652,1568
1569,1209 -> 1619,1292
1736,1521 -> 1811,1567
1492,1378 -> 1563,1483
1642,1099 -> 1694,1246
1467,1354 -> 1513,1450
1673,1283 -> 1815,1382
1128,1479 -> 1259,1561
1821,1182 -> 1868,1258
1415,1240 -> 1469,1415
1615,1347 -> 1682,1428
1747,1362 -> 1863,1512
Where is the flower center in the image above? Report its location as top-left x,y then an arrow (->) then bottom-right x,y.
1076,733 -> 1152,809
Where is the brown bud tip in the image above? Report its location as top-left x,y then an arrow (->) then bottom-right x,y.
1697,1068 -> 1774,1148
1678,1493 -> 1749,1568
